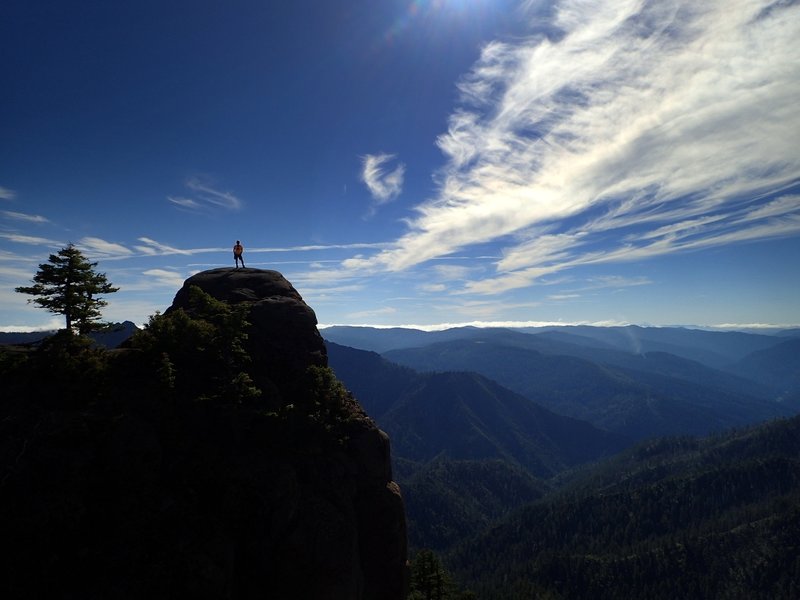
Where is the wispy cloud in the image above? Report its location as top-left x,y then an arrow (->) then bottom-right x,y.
186,177 -> 242,210
2,211 -> 49,224
343,0 -> 800,293
167,196 -> 202,210
168,177 -> 243,212
583,275 -> 652,290
252,242 -> 390,253
360,153 -> 406,205
0,233 -> 62,246
135,237 -> 195,256
141,268 -> 186,289
430,264 -> 478,281
0,264 -> 36,279
131,238 -> 389,258
418,283 -> 448,293
346,306 -> 398,320
0,186 -> 16,200
78,237 -> 133,259
542,275 -> 651,301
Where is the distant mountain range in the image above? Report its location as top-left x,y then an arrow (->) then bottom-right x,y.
324,325 -> 797,440
326,341 -> 628,477
326,340 -> 630,552
0,321 -> 139,349
324,324 -> 799,559
322,324 -> 789,365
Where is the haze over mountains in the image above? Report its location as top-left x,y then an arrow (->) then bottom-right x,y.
326,342 -> 628,477
324,325 -> 799,439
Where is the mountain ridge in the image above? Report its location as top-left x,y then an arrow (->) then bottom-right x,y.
381,337 -> 789,439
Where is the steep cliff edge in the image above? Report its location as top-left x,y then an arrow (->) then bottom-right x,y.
0,268 -> 407,599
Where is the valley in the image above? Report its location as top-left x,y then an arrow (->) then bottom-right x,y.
324,324 -> 800,598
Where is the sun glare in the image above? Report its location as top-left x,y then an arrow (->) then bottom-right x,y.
384,0 -> 494,44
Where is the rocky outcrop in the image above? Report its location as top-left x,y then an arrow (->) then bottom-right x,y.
167,267 -> 327,395
0,268 -> 408,599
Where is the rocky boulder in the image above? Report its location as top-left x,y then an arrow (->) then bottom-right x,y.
167,268 -> 327,395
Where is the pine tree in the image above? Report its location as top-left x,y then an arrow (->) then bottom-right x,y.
15,244 -> 119,334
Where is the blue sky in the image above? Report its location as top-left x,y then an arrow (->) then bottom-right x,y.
2,0 -> 799,332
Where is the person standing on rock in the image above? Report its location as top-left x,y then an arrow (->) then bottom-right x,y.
233,240 -> 245,268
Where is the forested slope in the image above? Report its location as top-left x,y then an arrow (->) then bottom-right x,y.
448,415 -> 800,599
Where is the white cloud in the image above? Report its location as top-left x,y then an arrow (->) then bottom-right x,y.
141,268 -> 186,289
342,0 -> 800,293
252,242 -> 390,253
583,275 -> 652,290
418,283 -> 448,293
135,237 -> 195,256
0,264 -> 36,279
740,194 -> 800,223
430,264 -> 476,280
131,238 -> 388,258
0,233 -> 62,246
346,306 -> 398,320
0,186 -> 15,200
168,196 -> 202,210
186,177 -> 242,209
2,211 -> 49,224
0,318 -> 63,333
78,237 -> 133,258
360,153 -> 406,204
712,322 -> 800,330
168,177 -> 243,212
318,319 -> 631,331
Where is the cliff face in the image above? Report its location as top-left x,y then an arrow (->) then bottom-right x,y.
0,268 -> 407,599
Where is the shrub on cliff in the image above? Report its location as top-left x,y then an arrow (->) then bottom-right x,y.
281,364 -> 366,446
129,285 -> 261,404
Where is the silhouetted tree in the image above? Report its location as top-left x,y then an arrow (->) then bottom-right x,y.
15,244 -> 118,333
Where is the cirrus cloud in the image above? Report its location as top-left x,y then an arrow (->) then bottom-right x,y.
343,0 -> 800,295
2,211 -> 48,224
168,177 -> 243,212
78,237 -> 133,259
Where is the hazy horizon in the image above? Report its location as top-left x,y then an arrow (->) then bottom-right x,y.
3,317 -> 798,335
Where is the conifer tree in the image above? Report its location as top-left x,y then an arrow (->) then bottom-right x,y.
15,244 -> 119,334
